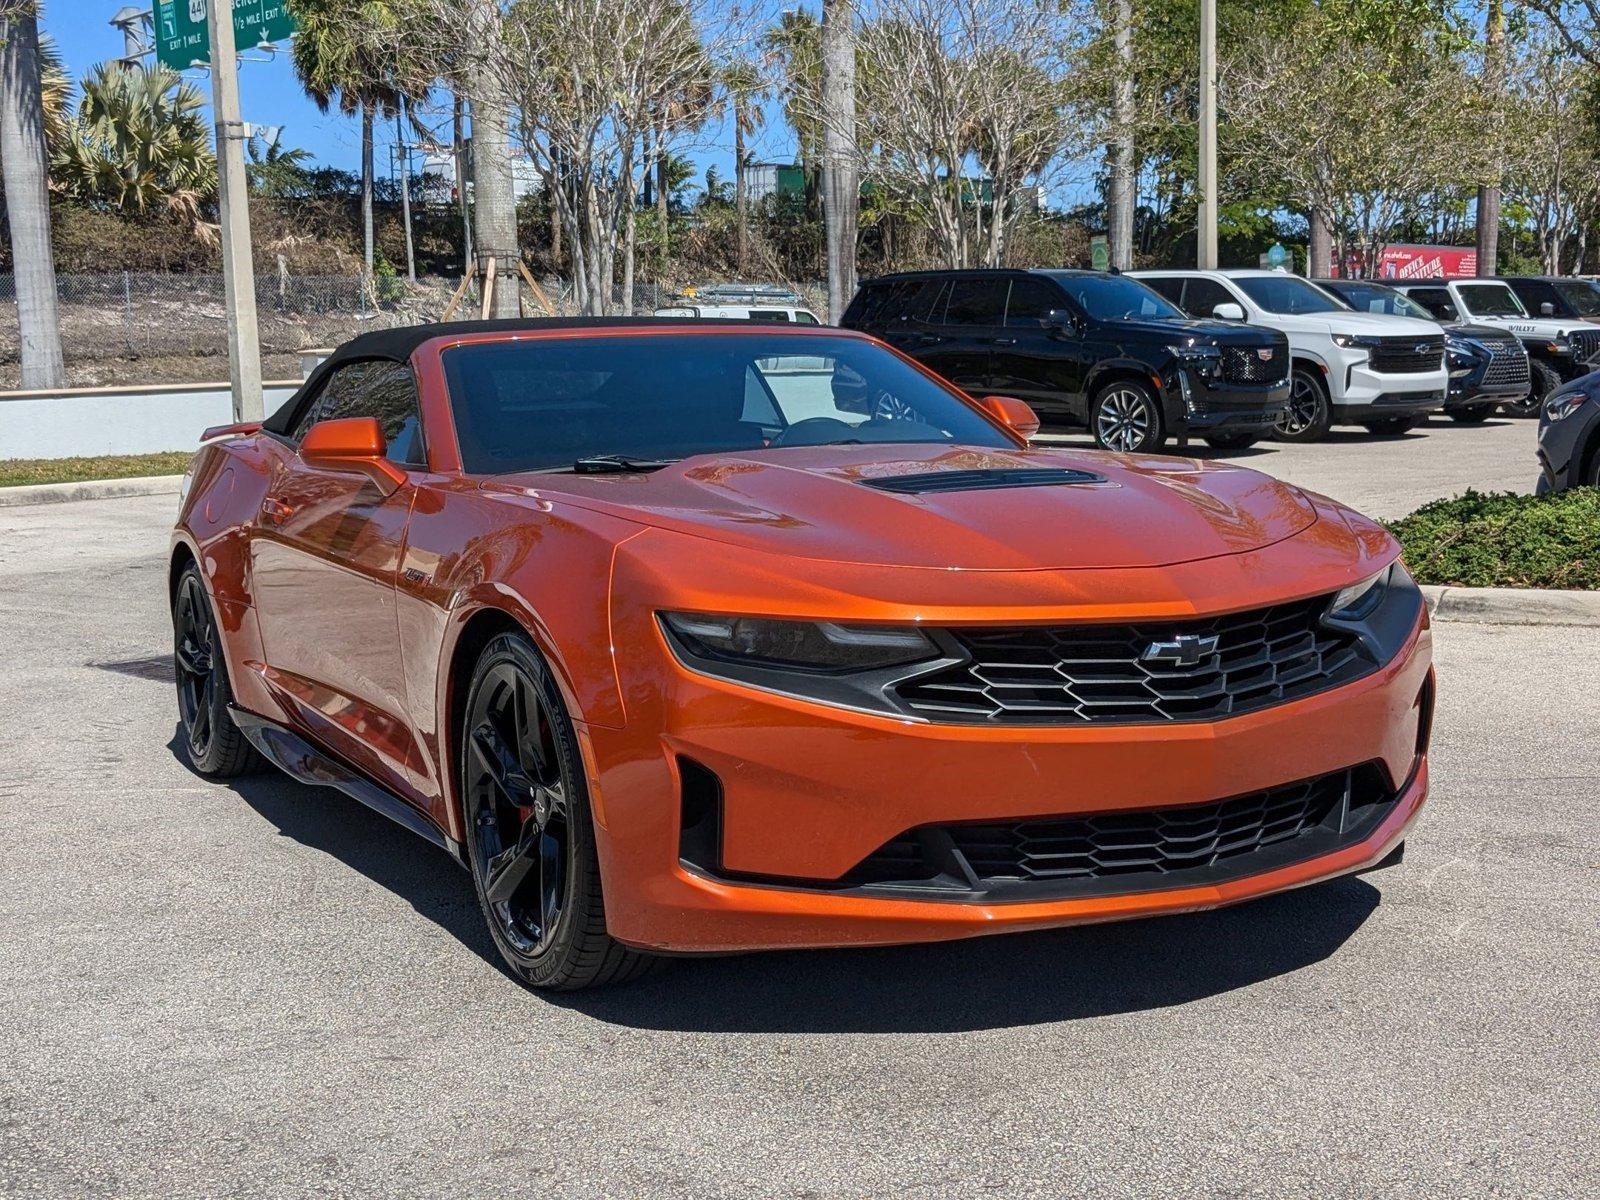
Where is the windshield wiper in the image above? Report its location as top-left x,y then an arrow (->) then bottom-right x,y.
572,453 -> 678,474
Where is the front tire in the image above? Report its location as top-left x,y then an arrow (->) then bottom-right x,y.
1090,380 -> 1166,453
1361,416 -> 1419,436
172,562 -> 263,778
461,632 -> 654,991
1508,361 -> 1559,418
1273,368 -> 1333,442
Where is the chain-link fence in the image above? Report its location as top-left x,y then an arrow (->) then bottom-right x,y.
0,272 -> 830,390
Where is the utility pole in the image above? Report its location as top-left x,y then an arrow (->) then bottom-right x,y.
1197,0 -> 1218,269
207,0 -> 264,421
110,6 -> 153,67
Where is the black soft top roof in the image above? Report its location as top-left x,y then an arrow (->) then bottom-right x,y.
320,316 -> 827,366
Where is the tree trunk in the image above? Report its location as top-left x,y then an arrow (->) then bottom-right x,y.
361,102 -> 375,278
396,99 -> 415,282
466,0 -> 521,318
453,90 -> 472,277
1108,0 -> 1135,271
821,0 -> 858,321
1476,0 -> 1504,277
0,6 -> 65,388
1309,206 -> 1332,278
656,135 -> 669,258
734,99 -> 748,274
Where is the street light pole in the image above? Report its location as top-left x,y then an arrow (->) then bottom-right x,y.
1197,0 -> 1218,269
206,0 -> 264,421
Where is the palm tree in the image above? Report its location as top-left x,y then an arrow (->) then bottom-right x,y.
0,3 -> 66,387
246,130 -> 313,197
287,0 -> 430,278
721,59 -> 766,273
820,0 -> 858,321
53,63 -> 217,230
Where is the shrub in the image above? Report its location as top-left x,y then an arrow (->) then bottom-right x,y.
1386,488 -> 1600,590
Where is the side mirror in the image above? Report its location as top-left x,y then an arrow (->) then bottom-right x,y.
977,394 -> 1041,440
300,416 -> 406,495
1212,302 -> 1246,321
1540,301 -> 1556,316
1044,308 -> 1079,335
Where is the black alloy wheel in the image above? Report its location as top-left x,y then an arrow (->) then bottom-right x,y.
1091,381 -> 1165,453
1272,368 -> 1332,442
461,632 -> 653,990
173,562 -> 261,777
1508,361 -> 1558,418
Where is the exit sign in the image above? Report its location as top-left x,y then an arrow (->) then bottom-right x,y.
154,0 -> 296,70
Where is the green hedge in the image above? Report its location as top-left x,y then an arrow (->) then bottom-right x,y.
1387,488 -> 1600,590
0,452 -> 193,488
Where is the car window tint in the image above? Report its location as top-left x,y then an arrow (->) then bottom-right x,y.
906,279 -> 949,324
794,310 -> 820,325
1182,277 -> 1239,318
1005,277 -> 1064,327
1456,284 -> 1526,317
1403,287 -> 1457,319
942,278 -> 1008,326
1142,276 -> 1185,305
290,360 -> 426,465
749,309 -> 791,321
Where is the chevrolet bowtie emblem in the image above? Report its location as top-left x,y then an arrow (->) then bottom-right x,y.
1141,633 -> 1220,668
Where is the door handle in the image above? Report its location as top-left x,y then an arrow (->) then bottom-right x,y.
990,337 -> 1017,346
261,496 -> 295,525
913,333 -> 941,345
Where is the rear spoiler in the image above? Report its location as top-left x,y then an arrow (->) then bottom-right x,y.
200,421 -> 262,442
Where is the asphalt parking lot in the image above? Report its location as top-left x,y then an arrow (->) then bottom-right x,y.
2,434 -> 1595,1197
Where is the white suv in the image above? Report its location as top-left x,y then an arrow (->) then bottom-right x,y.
1132,269 -> 1449,441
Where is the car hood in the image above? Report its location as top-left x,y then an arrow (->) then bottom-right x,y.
494,445 -> 1319,570
1274,311 -> 1444,338
1102,317 -> 1277,346
1465,314 -> 1590,338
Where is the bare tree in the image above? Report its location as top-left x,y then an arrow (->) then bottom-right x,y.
0,1 -> 65,387
854,0 -> 1081,271
821,0 -> 857,319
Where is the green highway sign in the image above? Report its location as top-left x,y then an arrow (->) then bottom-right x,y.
155,0 -> 296,70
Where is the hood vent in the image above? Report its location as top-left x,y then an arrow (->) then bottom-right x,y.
861,467 -> 1106,496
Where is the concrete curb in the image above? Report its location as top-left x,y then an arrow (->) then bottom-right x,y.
0,474 -> 183,508
1420,584 -> 1600,626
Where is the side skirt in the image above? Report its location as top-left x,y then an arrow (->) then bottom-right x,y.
230,706 -> 468,869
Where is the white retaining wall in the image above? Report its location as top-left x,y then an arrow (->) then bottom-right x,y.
0,381 -> 301,459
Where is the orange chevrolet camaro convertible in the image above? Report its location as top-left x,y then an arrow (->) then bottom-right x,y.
171,318 -> 1433,990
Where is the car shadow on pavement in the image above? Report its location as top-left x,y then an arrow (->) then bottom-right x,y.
174,730 -> 1383,1034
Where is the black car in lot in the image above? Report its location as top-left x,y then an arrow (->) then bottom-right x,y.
1318,278 -> 1530,424
1501,276 -> 1600,323
841,269 -> 1292,453
1537,371 -> 1600,492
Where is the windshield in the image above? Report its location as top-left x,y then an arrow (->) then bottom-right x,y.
443,333 -> 1014,473
1554,280 -> 1600,316
1456,284 -> 1527,318
1058,275 -> 1185,322
1329,282 -> 1436,321
1233,275 -> 1348,315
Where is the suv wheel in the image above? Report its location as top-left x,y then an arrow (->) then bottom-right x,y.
1508,361 -> 1558,418
1091,381 -> 1165,453
1273,368 -> 1333,442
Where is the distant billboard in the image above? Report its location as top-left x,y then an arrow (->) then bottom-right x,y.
1335,244 -> 1478,281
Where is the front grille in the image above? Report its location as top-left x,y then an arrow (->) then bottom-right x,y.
844,763 -> 1396,897
1568,328 -> 1600,364
1221,345 -> 1288,385
1370,336 -> 1445,374
893,595 -> 1368,725
1481,339 -> 1530,386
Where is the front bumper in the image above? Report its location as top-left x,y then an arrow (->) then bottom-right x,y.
1330,355 -> 1449,415
1164,371 -> 1291,438
1536,398 -> 1600,493
584,597 -> 1433,953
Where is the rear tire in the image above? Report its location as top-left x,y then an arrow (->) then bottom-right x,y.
1202,431 -> 1262,450
1361,416 -> 1419,436
172,562 -> 263,778
461,632 -> 655,991
1272,368 -> 1333,442
1508,361 -> 1558,418
1090,380 -> 1166,454
1447,403 -> 1496,424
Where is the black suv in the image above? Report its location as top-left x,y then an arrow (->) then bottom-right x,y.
1501,276 -> 1600,323
1318,278 -> 1530,423
840,269 -> 1292,453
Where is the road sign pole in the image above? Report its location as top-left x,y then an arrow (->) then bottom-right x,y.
207,0 -> 263,422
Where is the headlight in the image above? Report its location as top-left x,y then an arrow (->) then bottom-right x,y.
1167,343 -> 1222,376
1545,388 -> 1592,421
660,613 -> 936,673
1547,340 -> 1570,354
1331,333 -> 1377,350
1328,563 -> 1394,621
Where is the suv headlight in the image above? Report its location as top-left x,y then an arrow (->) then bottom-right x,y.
1331,333 -> 1379,351
1544,387 -> 1592,422
660,613 -> 936,673
1167,343 -> 1223,377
